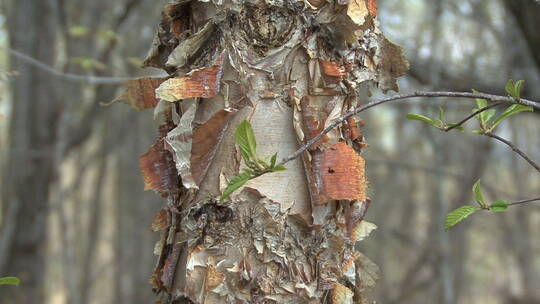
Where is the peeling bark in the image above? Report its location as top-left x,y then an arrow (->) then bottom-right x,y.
140,124 -> 180,193
135,0 -> 408,303
109,78 -> 168,110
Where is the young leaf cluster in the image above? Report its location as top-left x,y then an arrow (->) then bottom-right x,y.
405,80 -> 535,231
444,180 -> 508,230
220,120 -> 286,201
471,81 -> 532,133
505,79 -> 524,100
406,107 -> 465,132
407,80 -> 533,134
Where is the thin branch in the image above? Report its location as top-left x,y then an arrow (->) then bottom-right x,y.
484,132 -> 540,173
443,101 -> 504,132
2,46 -> 165,84
278,91 -> 539,166
507,197 -> 540,206
3,46 -> 129,84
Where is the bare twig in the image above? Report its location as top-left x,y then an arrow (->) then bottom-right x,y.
3,46 -> 131,84
279,91 -> 539,166
484,132 -> 540,173
443,101 -> 504,132
507,197 -> 540,206
2,46 -> 166,84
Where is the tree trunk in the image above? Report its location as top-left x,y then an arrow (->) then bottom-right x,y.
503,0 -> 540,74
0,0 -> 59,302
130,0 -> 408,303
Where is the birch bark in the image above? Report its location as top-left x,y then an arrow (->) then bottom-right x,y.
130,0 -> 409,302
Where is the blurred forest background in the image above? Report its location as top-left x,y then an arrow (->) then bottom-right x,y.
0,0 -> 539,303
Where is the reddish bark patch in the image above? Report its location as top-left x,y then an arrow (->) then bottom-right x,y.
299,96 -> 329,150
366,0 -> 377,17
156,53 -> 225,101
320,60 -> 345,78
310,142 -> 366,205
191,109 -> 237,185
161,241 -> 184,291
149,271 -> 163,290
152,209 -> 170,232
171,20 -> 184,39
139,138 -> 179,193
309,59 -> 345,96
346,199 -> 371,237
164,3 -> 188,39
110,77 -> 168,110
345,117 -> 362,141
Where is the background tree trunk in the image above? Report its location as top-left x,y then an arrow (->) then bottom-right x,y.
503,0 -> 540,74
0,0 -> 59,302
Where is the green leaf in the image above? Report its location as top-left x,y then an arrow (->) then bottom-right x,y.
445,205 -> 481,231
220,172 -> 252,201
436,107 -> 446,125
474,94 -> 487,110
245,160 -> 263,172
472,180 -> 488,209
491,104 -> 533,130
505,79 -> 515,97
483,109 -> 496,123
0,277 -> 20,286
514,80 -> 524,98
472,90 -> 493,127
406,113 -> 440,128
489,200 -> 508,212
272,165 -> 287,172
270,153 -> 277,168
505,79 -> 525,99
236,120 -> 257,161
446,123 -> 465,132
257,159 -> 268,167
472,129 -> 484,134
438,107 -> 445,121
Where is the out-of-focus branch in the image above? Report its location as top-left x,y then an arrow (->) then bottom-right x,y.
2,46 -> 134,84
508,197 -> 540,206
484,132 -> 540,173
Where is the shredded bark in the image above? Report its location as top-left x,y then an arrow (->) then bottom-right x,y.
134,0 -> 408,302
